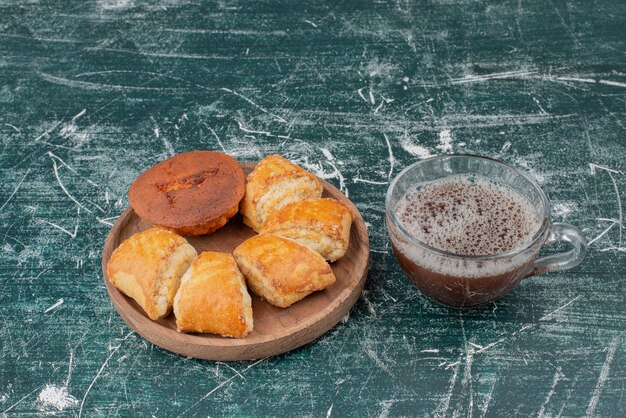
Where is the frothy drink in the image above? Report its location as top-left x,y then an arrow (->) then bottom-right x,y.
391,175 -> 543,307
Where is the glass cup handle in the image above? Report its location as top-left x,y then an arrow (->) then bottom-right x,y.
530,222 -> 588,277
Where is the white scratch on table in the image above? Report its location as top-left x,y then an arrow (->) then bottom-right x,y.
588,219 -> 619,246
359,288 -> 378,316
313,148 -> 348,196
448,309 -> 572,366
378,399 -> 396,418
537,367 -> 563,418
236,120 -> 272,137
598,80 -> 626,88
549,1 -> 580,46
42,207 -> 80,239
530,95 -> 548,114
33,121 -> 63,143
433,356 -> 461,417
151,117 -> 175,157
0,232 -> 27,248
49,155 -> 94,214
66,348 -> 74,386
467,342 -> 483,350
43,298 -> 64,313
176,358 -> 267,417
555,379 -> 577,418
0,169 -> 31,213
4,123 -> 20,132
163,28 -> 286,36
479,379 -> 496,418
78,332 -> 133,418
2,385 -> 44,414
555,76 -> 596,84
454,348 -> 474,418
598,246 -> 626,253
539,295 -> 582,321
90,46 -> 244,61
206,125 -> 227,153
58,110 -> 88,147
589,163 -> 623,246
553,77 -> 626,89
353,178 -> 387,185
450,70 -> 537,84
357,87 -> 369,103
325,403 -> 333,417
369,89 -> 376,105
220,87 -> 287,123
99,0 -> 133,10
215,362 -> 244,380
374,96 -> 394,114
39,72 -> 182,92
97,216 -> 119,227
383,133 -> 395,181
585,335 -> 621,417
48,152 -> 80,175
589,163 -> 622,176
304,19 -> 318,28
421,349 -> 440,353
364,345 -> 391,375
71,109 -> 87,121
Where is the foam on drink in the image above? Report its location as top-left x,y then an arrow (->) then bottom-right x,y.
388,169 -> 547,306
394,175 -> 541,256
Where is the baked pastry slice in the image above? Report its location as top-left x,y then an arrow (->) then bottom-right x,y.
107,228 -> 197,320
261,198 -> 355,262
129,151 -> 245,236
240,154 -> 323,232
173,252 -> 253,338
233,234 -> 336,308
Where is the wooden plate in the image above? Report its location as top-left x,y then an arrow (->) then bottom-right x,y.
101,162 -> 369,361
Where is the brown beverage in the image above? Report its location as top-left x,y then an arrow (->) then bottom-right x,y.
392,175 -> 542,307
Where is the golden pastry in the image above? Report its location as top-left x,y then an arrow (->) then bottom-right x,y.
240,154 -> 323,232
107,228 -> 197,320
233,234 -> 336,308
173,252 -> 253,338
261,197 -> 355,262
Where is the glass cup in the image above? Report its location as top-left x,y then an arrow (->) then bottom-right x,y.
385,154 -> 587,308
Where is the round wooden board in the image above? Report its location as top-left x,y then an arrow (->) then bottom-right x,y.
101,162 -> 370,361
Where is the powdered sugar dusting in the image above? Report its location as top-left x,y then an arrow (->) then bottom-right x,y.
37,384 -> 78,411
400,133 -> 432,158
552,202 -> 576,218
437,129 -> 453,153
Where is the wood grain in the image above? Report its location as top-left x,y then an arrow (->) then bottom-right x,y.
101,163 -> 369,361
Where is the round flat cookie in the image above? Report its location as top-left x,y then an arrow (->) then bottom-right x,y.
129,151 -> 245,235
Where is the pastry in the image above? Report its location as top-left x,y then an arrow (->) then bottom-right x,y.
129,151 -> 245,236
240,154 -> 323,232
261,197 -> 355,262
107,228 -> 197,320
173,252 -> 253,338
233,234 -> 336,308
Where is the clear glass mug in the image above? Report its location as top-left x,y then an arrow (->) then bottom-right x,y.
385,154 -> 587,308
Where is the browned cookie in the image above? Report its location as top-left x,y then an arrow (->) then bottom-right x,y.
129,151 -> 245,235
